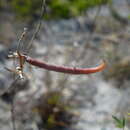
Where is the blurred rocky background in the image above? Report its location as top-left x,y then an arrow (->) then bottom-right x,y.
0,0 -> 130,130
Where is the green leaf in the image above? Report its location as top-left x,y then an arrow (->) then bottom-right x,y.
112,115 -> 122,124
122,118 -> 126,127
112,115 -> 125,129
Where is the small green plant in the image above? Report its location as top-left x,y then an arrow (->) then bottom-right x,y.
11,0 -> 41,20
128,15 -> 130,20
0,0 -> 5,10
33,91 -> 79,130
112,115 -> 126,129
10,0 -> 109,20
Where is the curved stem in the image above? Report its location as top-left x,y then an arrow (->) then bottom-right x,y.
24,55 -> 106,74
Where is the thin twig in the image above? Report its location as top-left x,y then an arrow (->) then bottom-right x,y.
26,0 -> 46,54
17,28 -> 28,52
1,77 -> 20,130
10,100 -> 16,130
77,6 -> 101,61
4,1 -> 46,130
9,77 -> 21,93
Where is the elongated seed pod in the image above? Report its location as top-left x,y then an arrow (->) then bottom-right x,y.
23,55 -> 106,74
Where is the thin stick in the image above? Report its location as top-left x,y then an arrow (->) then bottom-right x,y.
10,100 -> 16,130
77,6 -> 101,61
1,77 -> 20,130
23,55 -> 106,74
17,28 -> 28,52
5,1 -> 46,130
26,0 -> 46,54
